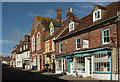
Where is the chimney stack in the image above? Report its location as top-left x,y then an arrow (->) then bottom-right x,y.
19,40 -> 23,44
56,8 -> 62,23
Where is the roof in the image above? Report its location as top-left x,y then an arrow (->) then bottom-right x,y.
43,20 -> 67,41
37,16 -> 63,31
57,2 -> 120,40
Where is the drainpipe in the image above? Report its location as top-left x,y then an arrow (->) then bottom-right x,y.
117,11 -> 120,81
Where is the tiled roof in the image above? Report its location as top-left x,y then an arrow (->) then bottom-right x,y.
57,2 -> 120,40
37,16 -> 63,31
43,20 -> 68,41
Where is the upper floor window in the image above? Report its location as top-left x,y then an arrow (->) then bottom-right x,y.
76,37 -> 81,50
26,45 -> 28,49
37,32 -> 41,51
102,28 -> 110,45
20,47 -> 22,51
32,35 -> 35,52
93,9 -> 101,22
45,40 -> 49,52
59,43 -> 62,53
69,22 -> 74,32
24,45 -> 25,50
52,38 -> 55,51
49,22 -> 54,36
83,40 -> 89,49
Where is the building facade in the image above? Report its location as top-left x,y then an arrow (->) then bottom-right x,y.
15,34 -> 30,69
54,2 -> 120,80
11,45 -> 19,67
30,8 -> 65,72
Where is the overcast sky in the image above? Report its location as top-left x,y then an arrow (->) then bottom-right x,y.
1,1 -> 116,57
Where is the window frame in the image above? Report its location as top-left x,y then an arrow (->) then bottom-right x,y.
32,35 -> 35,52
102,28 -> 110,45
59,43 -> 62,53
69,22 -> 74,32
76,37 -> 81,50
45,40 -> 50,52
94,54 -> 110,72
36,32 -> 41,51
93,9 -> 101,22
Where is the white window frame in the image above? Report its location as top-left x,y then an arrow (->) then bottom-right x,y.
52,38 -> 55,51
93,9 -> 101,22
69,22 -> 74,32
76,37 -> 81,50
24,45 -> 25,50
59,43 -> 62,53
94,54 -> 110,72
45,40 -> 49,52
37,32 -> 41,51
102,28 -> 110,45
20,47 -> 22,51
26,45 -> 28,49
32,35 -> 35,52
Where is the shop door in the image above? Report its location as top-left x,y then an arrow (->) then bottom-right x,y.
86,57 -> 91,76
70,62 -> 73,74
40,56 -> 42,71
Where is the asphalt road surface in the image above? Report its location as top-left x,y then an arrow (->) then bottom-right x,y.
2,64 -> 66,81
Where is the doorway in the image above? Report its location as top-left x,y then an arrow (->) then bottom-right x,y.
40,55 -> 42,71
86,57 -> 92,77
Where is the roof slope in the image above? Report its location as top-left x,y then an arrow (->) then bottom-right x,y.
37,16 -> 63,31
57,2 -> 120,40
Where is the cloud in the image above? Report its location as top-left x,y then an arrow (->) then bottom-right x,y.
43,9 -> 56,18
74,3 -> 94,9
8,28 -> 23,41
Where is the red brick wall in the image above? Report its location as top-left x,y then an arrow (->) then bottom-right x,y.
56,24 -> 118,56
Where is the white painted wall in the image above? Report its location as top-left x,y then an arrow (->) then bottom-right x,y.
93,74 -> 110,80
16,54 -> 22,67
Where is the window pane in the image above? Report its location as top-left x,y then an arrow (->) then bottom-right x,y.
107,37 -> 110,42
104,38 -> 107,43
98,11 -> 100,18
107,30 -> 109,36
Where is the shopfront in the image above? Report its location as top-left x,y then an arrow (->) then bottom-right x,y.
55,56 -> 66,74
70,47 -> 112,80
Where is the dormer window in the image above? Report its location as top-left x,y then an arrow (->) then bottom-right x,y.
49,22 -> 54,36
93,9 -> 101,22
69,22 -> 74,32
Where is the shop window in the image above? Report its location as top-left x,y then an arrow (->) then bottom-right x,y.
74,57 -> 85,72
56,60 -> 62,70
94,54 -> 110,72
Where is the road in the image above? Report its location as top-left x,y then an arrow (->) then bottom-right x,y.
2,64 -> 66,81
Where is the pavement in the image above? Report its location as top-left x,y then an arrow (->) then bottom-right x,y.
2,65 -> 117,82
22,68 -> 98,81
